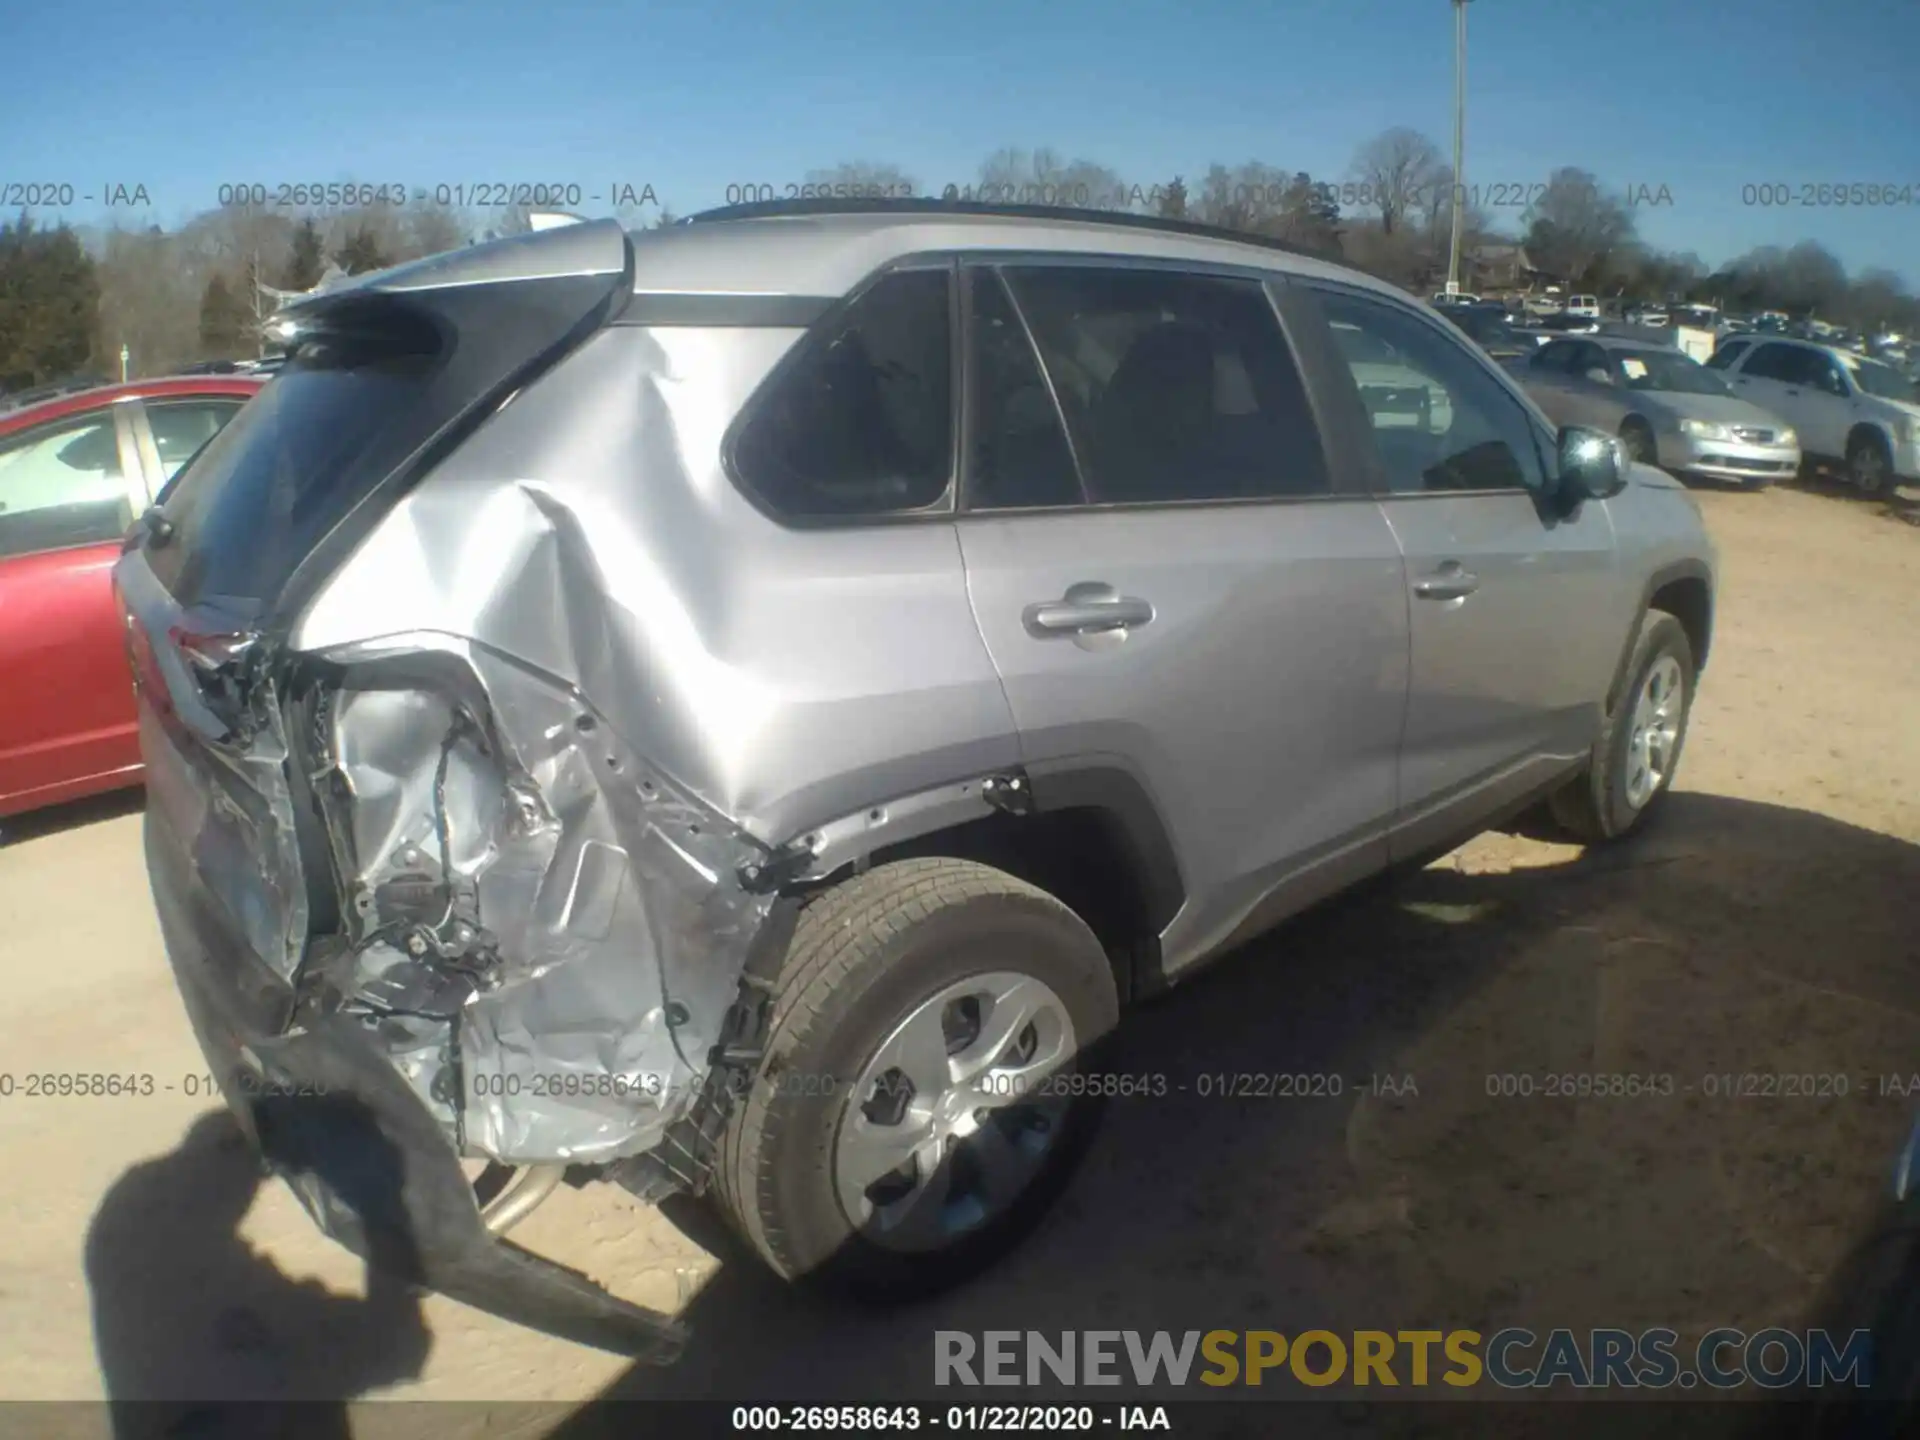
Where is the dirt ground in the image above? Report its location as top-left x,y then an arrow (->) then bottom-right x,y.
0,479 -> 1914,1426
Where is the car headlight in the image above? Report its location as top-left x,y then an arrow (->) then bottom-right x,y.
1680,418 -> 1731,440
1774,427 -> 1797,448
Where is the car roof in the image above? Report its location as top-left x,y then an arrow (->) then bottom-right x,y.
624,202 -> 1409,302
1595,339 -> 1697,360
0,375 -> 264,433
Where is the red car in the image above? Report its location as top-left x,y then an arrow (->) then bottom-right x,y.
0,376 -> 265,817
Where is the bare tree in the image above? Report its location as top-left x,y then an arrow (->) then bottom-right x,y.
1521,167 -> 1638,287
1348,128 -> 1447,236
93,225 -> 201,377
975,148 -> 1130,210
399,199 -> 471,259
1191,162 -> 1293,232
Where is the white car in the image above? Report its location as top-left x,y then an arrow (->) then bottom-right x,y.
1564,294 -> 1601,320
1706,335 -> 1920,494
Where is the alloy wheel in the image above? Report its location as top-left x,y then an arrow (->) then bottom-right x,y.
833,971 -> 1076,1253
1624,654 -> 1685,810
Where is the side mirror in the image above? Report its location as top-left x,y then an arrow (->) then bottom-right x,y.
1554,426 -> 1629,512
1583,367 -> 1613,385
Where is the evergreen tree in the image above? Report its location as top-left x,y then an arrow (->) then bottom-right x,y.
333,226 -> 391,275
197,273 -> 250,356
0,212 -> 102,391
282,218 -> 326,290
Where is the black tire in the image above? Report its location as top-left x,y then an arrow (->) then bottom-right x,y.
1619,416 -> 1656,465
1549,609 -> 1696,842
1847,429 -> 1898,495
711,857 -> 1119,1297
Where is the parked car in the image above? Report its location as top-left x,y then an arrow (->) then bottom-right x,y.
0,376 -> 263,818
1430,289 -> 1481,309
1628,307 -> 1670,328
1706,336 -> 1920,494
116,201 -> 1717,1356
1538,312 -> 1603,335
0,374 -> 115,415
1564,294 -> 1600,319
1441,305 -> 1537,362
1515,338 -> 1800,487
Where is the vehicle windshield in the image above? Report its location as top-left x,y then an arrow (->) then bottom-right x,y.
1847,357 -> 1920,402
1615,349 -> 1732,395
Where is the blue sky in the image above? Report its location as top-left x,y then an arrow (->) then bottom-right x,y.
4,0 -> 1918,282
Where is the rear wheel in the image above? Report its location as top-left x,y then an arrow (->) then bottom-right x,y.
1550,610 -> 1695,842
712,858 -> 1119,1296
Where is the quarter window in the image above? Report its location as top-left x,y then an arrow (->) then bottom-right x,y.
1315,287 -> 1548,494
0,413 -> 131,559
731,268 -> 954,518
995,266 -> 1329,504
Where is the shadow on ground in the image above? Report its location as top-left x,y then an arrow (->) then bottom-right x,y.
0,786 -> 144,846
78,792 -> 1917,1436
85,1107 -> 432,1438
543,792 -> 1917,1434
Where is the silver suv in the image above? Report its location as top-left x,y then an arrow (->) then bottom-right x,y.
1705,334 -> 1920,494
116,201 -> 1717,1359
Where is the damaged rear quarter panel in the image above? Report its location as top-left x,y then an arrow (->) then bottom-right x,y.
287,322 -> 1020,1167
305,635 -> 774,1165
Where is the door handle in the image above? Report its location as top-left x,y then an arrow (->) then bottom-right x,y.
1025,584 -> 1155,636
1784,387 -> 1800,396
1413,562 -> 1480,601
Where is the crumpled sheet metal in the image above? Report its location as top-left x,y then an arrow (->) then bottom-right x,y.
318,635 -> 774,1166
187,689 -> 312,986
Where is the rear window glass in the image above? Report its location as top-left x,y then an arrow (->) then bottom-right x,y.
154,317 -> 445,612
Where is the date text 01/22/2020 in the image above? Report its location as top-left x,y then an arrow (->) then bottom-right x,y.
728,1403 -> 1172,1432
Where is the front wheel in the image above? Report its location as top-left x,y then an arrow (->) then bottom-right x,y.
1619,417 -> 1657,466
711,858 -> 1120,1297
1550,610 -> 1696,842
1848,430 -> 1899,495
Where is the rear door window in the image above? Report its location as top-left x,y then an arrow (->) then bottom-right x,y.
998,265 -> 1328,503
964,269 -> 1085,510
0,413 -> 132,559
1742,343 -> 1805,383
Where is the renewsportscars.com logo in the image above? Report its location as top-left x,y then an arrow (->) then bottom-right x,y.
934,1328 -> 1874,1391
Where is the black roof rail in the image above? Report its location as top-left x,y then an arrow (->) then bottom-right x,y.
679,196 -> 1341,265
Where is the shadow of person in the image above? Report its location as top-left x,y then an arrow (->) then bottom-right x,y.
86,1105 -> 433,1440
545,792 -> 1919,1432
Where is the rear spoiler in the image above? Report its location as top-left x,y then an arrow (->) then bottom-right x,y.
275,218 -> 631,313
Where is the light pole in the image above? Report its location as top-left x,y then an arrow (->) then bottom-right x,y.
1446,0 -> 1472,295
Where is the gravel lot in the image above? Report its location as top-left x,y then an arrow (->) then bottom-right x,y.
1,480 -> 1914,1425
